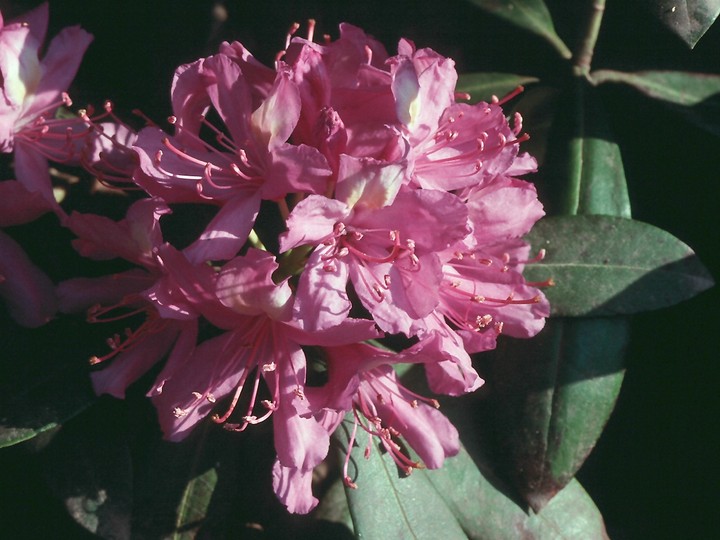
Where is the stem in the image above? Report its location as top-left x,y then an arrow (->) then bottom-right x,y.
573,0 -> 606,77
273,244 -> 314,282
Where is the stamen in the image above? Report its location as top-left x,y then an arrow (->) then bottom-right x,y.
87,300 -> 167,365
306,19 -> 316,42
492,85 -> 525,106
364,44 -> 373,65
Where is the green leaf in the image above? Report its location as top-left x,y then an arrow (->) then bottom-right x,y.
537,82 -> 632,218
464,0 -> 572,59
427,445 -> 609,539
590,69 -> 720,136
315,479 -> 355,535
335,421 -> 609,538
490,80 -> 634,510
591,69 -> 720,106
523,215 -> 714,316
456,72 -> 540,103
173,467 -> 218,540
643,0 -> 720,48
487,317 -> 628,511
336,421 -> 467,540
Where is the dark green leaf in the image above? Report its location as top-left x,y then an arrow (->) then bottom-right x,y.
173,467 -> 218,540
456,72 -> 540,103
523,215 -> 714,316
537,82 -> 631,218
315,479 -> 355,536
493,81 -> 633,509
464,0 -> 572,58
591,69 -> 720,105
642,0 -> 720,48
427,445 -> 609,539
590,69 -> 720,136
336,419 -> 609,538
336,421 -> 467,540
487,318 -> 628,511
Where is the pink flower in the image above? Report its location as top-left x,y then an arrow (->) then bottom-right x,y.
57,199 -> 205,398
281,155 -> 470,334
0,179 -> 53,227
305,342 -> 460,488
0,2 -> 92,211
390,39 -> 532,191
283,23 -> 399,163
133,53 -> 332,262
147,248 -> 380,512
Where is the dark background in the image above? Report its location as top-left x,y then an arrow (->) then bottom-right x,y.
1,1 -> 718,538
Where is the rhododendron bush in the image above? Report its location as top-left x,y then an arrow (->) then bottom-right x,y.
0,1 -> 716,538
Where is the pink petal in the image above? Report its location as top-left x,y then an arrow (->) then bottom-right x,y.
151,331 -> 249,441
261,142 -> 331,200
91,323 -> 181,398
57,269 -> 152,314
0,229 -> 57,327
215,248 -> 292,319
355,189 -> 469,254
29,25 -> 93,115
0,23 -> 36,110
182,193 -> 260,264
268,345 -> 330,470
149,243 -> 229,323
279,195 -> 349,252
413,317 -> 484,396
292,246 -> 351,331
170,58 -> 212,142
67,198 -> 169,267
147,320 -> 199,397
272,460 -> 318,514
12,143 -> 59,213
0,180 -> 52,226
335,155 -> 404,210
203,54 -> 252,145
133,127 -> 214,203
250,71 -> 301,151
466,176 -> 545,242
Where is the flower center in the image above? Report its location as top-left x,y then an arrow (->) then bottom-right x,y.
320,221 -> 419,301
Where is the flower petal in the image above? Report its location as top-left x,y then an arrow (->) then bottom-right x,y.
0,229 -> 56,327
272,460 -> 318,514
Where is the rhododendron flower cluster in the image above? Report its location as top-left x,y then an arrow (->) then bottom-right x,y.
1,5 -> 549,514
